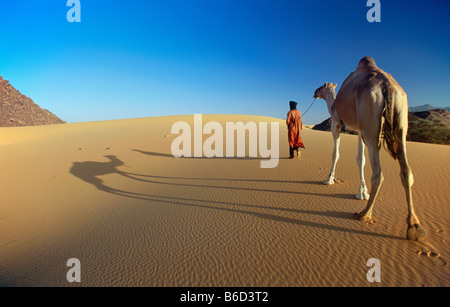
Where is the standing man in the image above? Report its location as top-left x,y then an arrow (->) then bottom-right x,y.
286,101 -> 305,159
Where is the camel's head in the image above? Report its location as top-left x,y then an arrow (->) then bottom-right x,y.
313,82 -> 337,99
104,155 -> 124,167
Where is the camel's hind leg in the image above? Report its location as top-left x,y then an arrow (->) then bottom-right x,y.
397,140 -> 427,241
356,134 -> 369,200
323,118 -> 342,185
354,136 -> 383,223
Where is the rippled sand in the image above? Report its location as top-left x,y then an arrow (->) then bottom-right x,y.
0,115 -> 448,286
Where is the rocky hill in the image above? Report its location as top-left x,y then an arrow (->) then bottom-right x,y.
0,76 -> 65,127
408,108 -> 450,124
312,118 -> 357,135
313,109 -> 450,145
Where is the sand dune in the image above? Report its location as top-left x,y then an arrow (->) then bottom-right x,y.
0,115 -> 449,287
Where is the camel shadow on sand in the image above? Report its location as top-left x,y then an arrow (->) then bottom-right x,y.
70,155 -> 401,241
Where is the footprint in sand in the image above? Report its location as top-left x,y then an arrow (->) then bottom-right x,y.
416,242 -> 447,267
4,239 -> 19,247
430,228 -> 445,243
417,250 -> 440,258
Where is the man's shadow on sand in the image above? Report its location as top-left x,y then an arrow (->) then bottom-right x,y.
70,155 -> 401,240
131,149 -> 292,160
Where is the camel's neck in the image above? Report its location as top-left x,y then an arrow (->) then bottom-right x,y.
324,90 -> 336,104
323,90 -> 336,115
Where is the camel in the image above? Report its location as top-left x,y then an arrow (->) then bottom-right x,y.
313,56 -> 426,241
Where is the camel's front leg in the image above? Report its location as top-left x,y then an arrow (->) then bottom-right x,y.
324,119 -> 341,185
356,134 -> 369,200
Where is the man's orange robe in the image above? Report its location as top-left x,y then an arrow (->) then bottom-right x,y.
286,109 -> 305,149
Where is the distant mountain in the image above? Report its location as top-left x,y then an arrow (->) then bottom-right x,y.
0,76 -> 65,127
409,104 -> 450,113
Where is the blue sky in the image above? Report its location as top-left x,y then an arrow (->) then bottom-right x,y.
0,0 -> 449,124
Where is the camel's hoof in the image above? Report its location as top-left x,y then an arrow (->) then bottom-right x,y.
353,212 -> 375,224
407,224 -> 427,242
356,192 -> 369,200
323,179 -> 335,185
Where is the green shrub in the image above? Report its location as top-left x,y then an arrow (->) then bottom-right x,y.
407,119 -> 450,145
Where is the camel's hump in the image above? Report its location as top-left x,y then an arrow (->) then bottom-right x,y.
356,56 -> 379,71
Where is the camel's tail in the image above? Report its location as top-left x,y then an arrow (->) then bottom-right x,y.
381,83 -> 402,160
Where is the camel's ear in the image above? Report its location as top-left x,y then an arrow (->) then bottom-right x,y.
333,83 -> 337,88
323,82 -> 327,88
